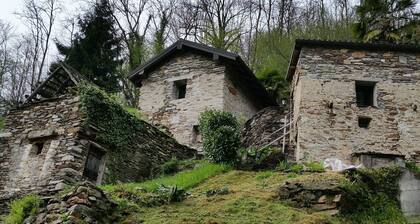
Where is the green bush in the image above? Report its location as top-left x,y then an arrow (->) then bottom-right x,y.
406,161 -> 420,174
288,164 -> 304,173
304,162 -> 325,172
199,109 -> 241,164
161,158 -> 181,175
277,160 -> 290,171
4,195 -> 41,224
339,166 -> 406,223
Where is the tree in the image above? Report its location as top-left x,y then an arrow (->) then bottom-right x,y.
57,0 -> 122,92
19,0 -> 61,91
353,0 -> 420,43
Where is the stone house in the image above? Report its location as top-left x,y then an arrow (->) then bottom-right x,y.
129,39 -> 277,150
286,39 -> 420,166
0,64 -> 194,213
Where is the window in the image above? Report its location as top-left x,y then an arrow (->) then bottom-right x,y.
173,80 -> 187,99
355,81 -> 376,107
83,146 -> 104,182
192,125 -> 202,144
32,142 -> 45,155
358,116 -> 372,128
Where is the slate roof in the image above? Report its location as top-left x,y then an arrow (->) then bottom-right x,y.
286,39 -> 420,81
25,63 -> 86,104
128,39 -> 278,108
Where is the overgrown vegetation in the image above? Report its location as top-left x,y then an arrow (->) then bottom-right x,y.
102,161 -> 230,209
3,195 -> 41,224
160,158 -> 200,175
339,166 -> 406,224
199,109 -> 241,164
277,161 -> 325,173
406,161 -> 420,174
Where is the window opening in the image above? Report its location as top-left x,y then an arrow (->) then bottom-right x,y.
174,80 -> 187,99
83,146 -> 104,182
356,81 -> 376,107
358,116 -> 372,128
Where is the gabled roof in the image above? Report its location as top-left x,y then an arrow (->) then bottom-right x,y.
129,39 -> 277,108
286,39 -> 420,81
26,63 -> 86,104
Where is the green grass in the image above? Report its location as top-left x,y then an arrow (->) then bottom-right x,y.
3,195 -> 41,224
101,162 -> 231,192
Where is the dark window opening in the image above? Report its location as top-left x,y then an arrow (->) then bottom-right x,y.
192,125 -> 202,144
358,116 -> 372,128
356,81 -> 376,107
33,142 -> 44,155
174,80 -> 187,99
83,146 -> 104,182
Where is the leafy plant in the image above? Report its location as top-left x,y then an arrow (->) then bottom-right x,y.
339,166 -> 406,223
4,195 -> 41,224
199,109 -> 241,164
277,160 -> 290,172
288,164 -> 304,173
304,162 -> 325,173
405,161 -> 420,174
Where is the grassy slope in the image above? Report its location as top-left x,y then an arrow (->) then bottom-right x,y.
133,171 -> 341,224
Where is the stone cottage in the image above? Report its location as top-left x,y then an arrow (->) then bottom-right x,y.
0,64 -> 194,213
129,39 -> 277,149
286,39 -> 420,166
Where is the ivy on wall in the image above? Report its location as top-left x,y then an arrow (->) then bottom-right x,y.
78,83 -> 145,150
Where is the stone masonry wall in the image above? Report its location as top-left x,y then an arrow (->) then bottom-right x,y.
290,47 -> 420,164
0,95 -> 86,213
0,93 -> 195,214
139,52 -> 259,150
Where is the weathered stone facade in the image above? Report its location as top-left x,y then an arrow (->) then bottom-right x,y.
288,41 -> 420,164
0,93 -> 195,214
135,43 -> 276,150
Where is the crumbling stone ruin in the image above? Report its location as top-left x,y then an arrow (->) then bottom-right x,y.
129,39 -> 277,150
0,64 -> 195,213
287,40 -> 420,166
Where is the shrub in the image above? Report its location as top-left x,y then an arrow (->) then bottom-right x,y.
199,109 -> 241,164
277,160 -> 290,171
288,164 -> 304,173
161,158 -> 181,175
4,195 -> 41,224
339,166 -> 406,223
406,161 -> 420,174
304,162 -> 325,172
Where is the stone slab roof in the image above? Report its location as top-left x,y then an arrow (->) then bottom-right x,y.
286,39 -> 420,81
25,63 -> 86,104
128,39 -> 278,107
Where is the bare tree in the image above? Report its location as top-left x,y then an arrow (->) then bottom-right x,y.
170,0 -> 200,40
151,0 -> 176,54
19,0 -> 61,91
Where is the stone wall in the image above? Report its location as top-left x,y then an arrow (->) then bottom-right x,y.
0,92 -> 195,213
290,47 -> 420,163
242,106 -> 286,148
138,52 -> 259,150
0,95 -> 85,213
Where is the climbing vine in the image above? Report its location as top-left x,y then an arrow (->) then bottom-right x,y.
78,83 -> 144,151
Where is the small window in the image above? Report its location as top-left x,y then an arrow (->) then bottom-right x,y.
33,142 -> 44,155
358,116 -> 372,128
83,146 -> 104,182
192,125 -> 202,144
173,80 -> 187,99
356,81 -> 376,107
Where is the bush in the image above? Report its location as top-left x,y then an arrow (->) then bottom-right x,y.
160,158 -> 199,175
304,162 -> 325,172
199,109 -> 241,164
4,195 -> 41,224
161,158 -> 181,175
339,166 -> 406,223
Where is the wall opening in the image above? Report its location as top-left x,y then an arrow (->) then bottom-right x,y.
173,79 -> 187,99
358,116 -> 372,128
83,145 -> 105,183
32,142 -> 45,155
192,125 -> 202,144
355,81 -> 376,107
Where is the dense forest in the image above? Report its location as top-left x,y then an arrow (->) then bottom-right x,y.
0,0 -> 419,108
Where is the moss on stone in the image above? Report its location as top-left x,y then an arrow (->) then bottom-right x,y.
0,117 -> 4,130
3,195 -> 41,224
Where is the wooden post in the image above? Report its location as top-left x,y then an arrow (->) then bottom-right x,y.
282,114 -> 287,154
